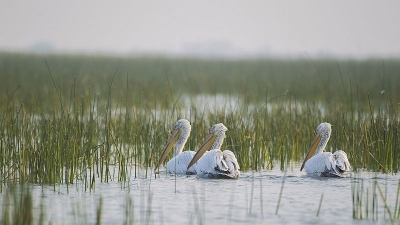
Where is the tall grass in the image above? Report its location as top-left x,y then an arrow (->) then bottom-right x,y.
0,52 -> 399,188
0,185 -> 138,225
352,175 -> 400,222
1,185 -> 36,225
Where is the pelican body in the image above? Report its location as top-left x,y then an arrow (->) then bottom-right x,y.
300,122 -> 350,177
187,123 -> 240,179
154,119 -> 197,175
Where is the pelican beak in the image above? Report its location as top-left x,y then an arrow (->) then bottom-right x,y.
300,134 -> 322,171
187,133 -> 217,170
154,128 -> 181,172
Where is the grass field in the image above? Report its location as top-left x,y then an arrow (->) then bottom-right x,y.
0,52 -> 399,187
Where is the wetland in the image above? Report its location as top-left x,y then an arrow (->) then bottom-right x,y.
0,52 -> 399,224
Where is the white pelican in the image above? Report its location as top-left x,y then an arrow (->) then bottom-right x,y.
187,123 -> 240,179
300,122 -> 350,177
154,119 -> 197,175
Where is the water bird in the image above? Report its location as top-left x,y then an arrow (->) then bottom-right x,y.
187,123 -> 240,179
300,122 -> 350,177
154,119 -> 198,174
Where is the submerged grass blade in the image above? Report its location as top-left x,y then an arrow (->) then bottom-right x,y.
275,168 -> 287,215
316,193 -> 324,217
375,180 -> 394,223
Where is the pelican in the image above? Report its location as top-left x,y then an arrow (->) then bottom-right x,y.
300,122 -> 350,177
154,119 -> 197,175
187,123 -> 240,179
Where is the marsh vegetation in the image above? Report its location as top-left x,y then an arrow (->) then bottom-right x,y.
0,52 -> 399,224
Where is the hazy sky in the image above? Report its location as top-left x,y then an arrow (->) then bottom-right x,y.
1,1 -> 399,58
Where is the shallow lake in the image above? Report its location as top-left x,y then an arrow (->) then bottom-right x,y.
1,163 -> 398,225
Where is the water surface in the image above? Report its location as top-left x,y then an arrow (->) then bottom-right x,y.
1,164 -> 398,225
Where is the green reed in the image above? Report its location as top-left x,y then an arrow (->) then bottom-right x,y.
351,176 -> 378,220
2,52 -> 400,112
0,52 -> 399,188
351,175 -> 400,222
0,184 -> 138,225
0,185 -> 40,225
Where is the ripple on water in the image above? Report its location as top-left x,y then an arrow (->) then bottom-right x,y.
1,166 -> 398,225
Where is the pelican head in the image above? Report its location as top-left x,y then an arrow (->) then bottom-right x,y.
154,119 -> 191,171
300,122 -> 332,171
186,123 -> 228,170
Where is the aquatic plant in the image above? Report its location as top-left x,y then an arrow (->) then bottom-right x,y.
351,175 -> 400,222
0,52 -> 399,189
0,185 -> 39,225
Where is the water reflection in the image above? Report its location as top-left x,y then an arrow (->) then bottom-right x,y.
1,164 -> 398,225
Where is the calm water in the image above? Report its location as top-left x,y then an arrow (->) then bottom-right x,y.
1,163 -> 398,225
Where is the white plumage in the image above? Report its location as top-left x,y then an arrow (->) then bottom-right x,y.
301,122 -> 350,177
166,151 -> 197,175
154,119 -> 197,174
187,123 -> 240,179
